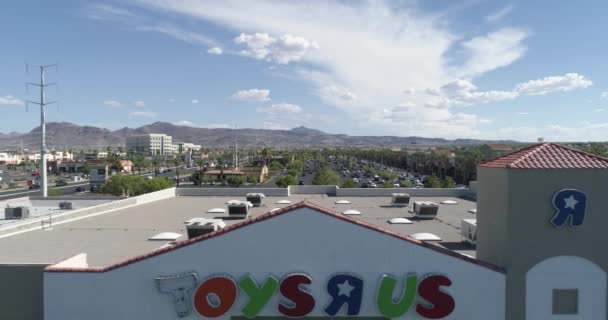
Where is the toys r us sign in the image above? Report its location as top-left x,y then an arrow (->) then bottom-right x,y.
156,272 -> 455,319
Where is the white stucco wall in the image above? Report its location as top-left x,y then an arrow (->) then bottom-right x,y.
45,207 -> 505,320
526,256 -> 607,320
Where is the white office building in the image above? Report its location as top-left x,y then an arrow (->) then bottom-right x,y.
126,134 -> 173,156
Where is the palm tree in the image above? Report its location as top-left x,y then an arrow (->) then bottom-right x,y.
172,156 -> 182,187
151,156 -> 161,178
217,158 -> 225,184
195,159 -> 206,187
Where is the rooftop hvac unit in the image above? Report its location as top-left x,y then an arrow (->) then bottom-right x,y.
59,202 -> 73,210
185,218 -> 227,239
228,201 -> 253,219
461,219 -> 477,246
413,201 -> 439,219
391,193 -> 410,207
3,207 -> 30,220
246,193 -> 266,207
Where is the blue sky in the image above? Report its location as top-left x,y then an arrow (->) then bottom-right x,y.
1,0 -> 607,141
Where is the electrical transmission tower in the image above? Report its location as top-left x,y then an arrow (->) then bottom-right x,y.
26,64 -> 57,198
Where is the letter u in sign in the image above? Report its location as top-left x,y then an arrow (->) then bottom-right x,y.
376,274 -> 418,318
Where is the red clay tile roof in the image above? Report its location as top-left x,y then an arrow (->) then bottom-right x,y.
44,201 -> 503,274
479,143 -> 608,169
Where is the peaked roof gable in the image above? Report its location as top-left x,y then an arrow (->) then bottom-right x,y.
45,201 -> 503,273
479,143 -> 608,169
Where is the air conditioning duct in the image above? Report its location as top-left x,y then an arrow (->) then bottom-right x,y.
3,207 -> 30,220
246,193 -> 265,207
461,219 -> 477,246
413,201 -> 438,219
228,201 -> 253,218
185,218 -> 226,239
59,202 -> 73,210
391,193 -> 410,207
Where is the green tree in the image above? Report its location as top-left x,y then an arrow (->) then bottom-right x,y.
425,175 -> 441,188
100,175 -> 173,196
172,156 -> 183,187
132,155 -> 145,175
442,176 -> 456,188
276,175 -> 296,188
400,180 -> 413,188
81,163 -> 91,175
246,175 -> 259,184
287,168 -> 299,177
287,160 -> 304,171
313,167 -> 339,185
381,182 -> 394,188
227,175 -> 245,187
151,156 -> 162,177
269,160 -> 283,171
341,179 -> 358,188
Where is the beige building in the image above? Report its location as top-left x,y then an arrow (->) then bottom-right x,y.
126,134 -> 173,156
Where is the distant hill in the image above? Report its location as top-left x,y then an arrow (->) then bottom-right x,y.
0,121 -> 520,150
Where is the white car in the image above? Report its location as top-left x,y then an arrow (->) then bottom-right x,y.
370,183 -> 377,188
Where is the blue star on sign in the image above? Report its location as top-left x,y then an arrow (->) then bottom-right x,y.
551,189 -> 587,227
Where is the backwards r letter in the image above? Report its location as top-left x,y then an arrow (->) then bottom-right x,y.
551,189 -> 587,227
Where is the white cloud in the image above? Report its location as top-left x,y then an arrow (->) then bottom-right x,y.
595,108 -> 605,112
168,98 -> 175,103
485,5 -> 514,23
87,4 -> 217,48
134,100 -> 146,107
103,100 -> 123,108
485,122 -> 608,142
232,89 -> 271,102
424,73 -> 593,108
174,120 -> 194,126
517,111 -> 529,115
129,111 -> 157,118
130,1 -> 592,138
234,33 -> 319,64
173,120 -> 232,129
191,99 -> 199,104
456,28 -> 527,78
515,73 -> 593,96
0,95 -> 24,106
601,92 -> 608,100
207,46 -> 223,55
319,86 -> 357,106
256,103 -> 302,114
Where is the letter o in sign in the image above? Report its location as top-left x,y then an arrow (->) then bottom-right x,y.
194,276 -> 238,318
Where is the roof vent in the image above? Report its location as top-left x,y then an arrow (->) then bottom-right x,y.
3,207 -> 30,220
468,208 -> 477,214
276,200 -> 291,204
207,208 -> 226,214
343,209 -> 361,215
335,200 -> 351,204
440,200 -> 458,205
413,201 -> 439,219
388,217 -> 413,224
148,232 -> 182,241
228,201 -> 253,218
269,208 -> 282,212
391,193 -> 410,207
461,219 -> 477,246
226,200 -> 241,205
185,218 -> 226,239
246,193 -> 266,207
410,233 -> 442,241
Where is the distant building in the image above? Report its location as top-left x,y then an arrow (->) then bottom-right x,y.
89,164 -> 109,192
126,134 -> 173,156
173,142 -> 202,154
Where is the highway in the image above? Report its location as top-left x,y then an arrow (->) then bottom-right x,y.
0,181 -> 91,200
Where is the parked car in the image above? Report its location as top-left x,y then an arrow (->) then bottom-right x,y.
298,181 -> 304,185
55,180 -> 68,187
75,186 -> 85,192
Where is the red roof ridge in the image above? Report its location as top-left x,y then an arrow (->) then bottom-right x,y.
44,201 -> 504,274
479,142 -> 608,169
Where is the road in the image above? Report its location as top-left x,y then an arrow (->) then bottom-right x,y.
0,181 -> 91,200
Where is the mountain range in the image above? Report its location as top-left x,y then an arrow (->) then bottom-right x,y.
0,122 -> 519,150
